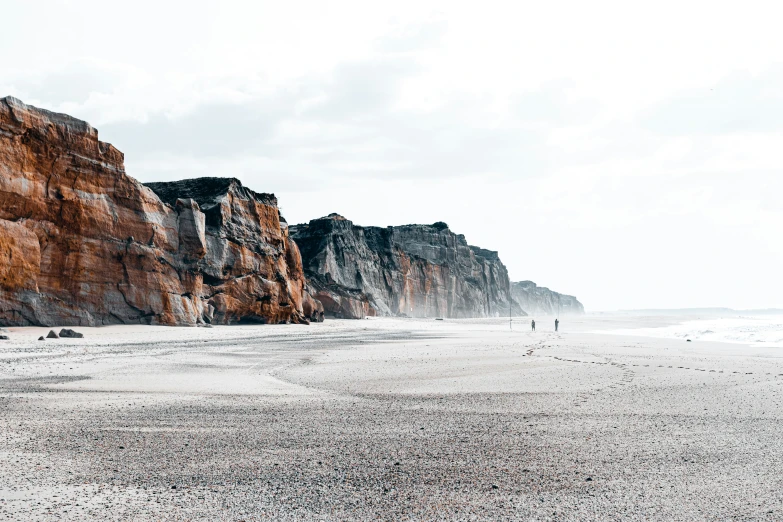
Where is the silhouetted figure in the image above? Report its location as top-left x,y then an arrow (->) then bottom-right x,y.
555,318 -> 559,332
531,320 -> 536,332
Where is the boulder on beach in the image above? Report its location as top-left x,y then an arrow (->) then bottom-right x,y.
0,334 -> 9,340
38,336 -> 45,341
46,330 -> 59,339
59,328 -> 84,338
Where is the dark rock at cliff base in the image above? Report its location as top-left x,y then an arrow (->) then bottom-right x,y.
0,335 -> 8,340
305,275 -> 376,319
0,97 -> 320,327
38,336 -> 45,341
59,328 -> 83,338
291,215 -> 522,319
46,330 -> 59,339
510,281 -> 584,315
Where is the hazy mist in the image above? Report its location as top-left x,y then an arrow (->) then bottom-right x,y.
2,0 -> 781,310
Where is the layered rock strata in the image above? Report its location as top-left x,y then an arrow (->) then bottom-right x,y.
510,281 -> 584,315
0,96 -> 320,326
290,215 -> 522,319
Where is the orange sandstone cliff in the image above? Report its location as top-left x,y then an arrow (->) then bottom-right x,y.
0,96 -> 321,326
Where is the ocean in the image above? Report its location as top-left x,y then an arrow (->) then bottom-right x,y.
601,314 -> 783,348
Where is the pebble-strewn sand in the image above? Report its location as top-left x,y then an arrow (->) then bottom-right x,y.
1,316 -> 781,521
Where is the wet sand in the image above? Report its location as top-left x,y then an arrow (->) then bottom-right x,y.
1,317 -> 781,521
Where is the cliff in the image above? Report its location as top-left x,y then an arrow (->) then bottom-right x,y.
290,215 -> 522,319
510,281 -> 584,316
0,96 -> 321,326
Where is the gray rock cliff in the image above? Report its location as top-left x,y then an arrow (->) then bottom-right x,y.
290,215 -> 522,319
510,281 -> 584,316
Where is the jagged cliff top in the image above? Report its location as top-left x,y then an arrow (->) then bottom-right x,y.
298,215 -> 453,233
513,281 -> 557,293
511,280 -> 583,305
145,177 -> 278,209
469,246 -> 500,261
292,214 -> 511,271
1,96 -> 97,138
394,223 -> 451,232
0,96 -> 123,167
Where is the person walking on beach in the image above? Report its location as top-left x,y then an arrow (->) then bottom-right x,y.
531,319 -> 536,332
555,318 -> 559,332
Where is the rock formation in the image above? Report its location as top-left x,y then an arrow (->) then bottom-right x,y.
58,328 -> 84,338
290,215 -> 522,319
510,281 -> 584,315
0,97 -> 585,327
0,96 -> 320,327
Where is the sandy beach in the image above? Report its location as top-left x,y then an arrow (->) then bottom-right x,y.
1,315 -> 782,521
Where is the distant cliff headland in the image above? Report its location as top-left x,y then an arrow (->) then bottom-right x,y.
510,281 -> 585,316
0,97 -> 583,326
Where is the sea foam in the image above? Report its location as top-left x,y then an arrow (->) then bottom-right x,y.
601,315 -> 783,348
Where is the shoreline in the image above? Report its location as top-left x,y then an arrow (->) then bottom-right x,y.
1,315 -> 782,520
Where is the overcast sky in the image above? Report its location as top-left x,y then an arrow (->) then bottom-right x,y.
2,0 -> 781,310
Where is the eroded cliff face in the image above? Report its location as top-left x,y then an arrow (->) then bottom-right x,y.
290,215 -> 521,319
0,96 -> 320,326
510,281 -> 584,316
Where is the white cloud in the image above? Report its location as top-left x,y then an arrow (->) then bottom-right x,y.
1,0 -> 781,310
